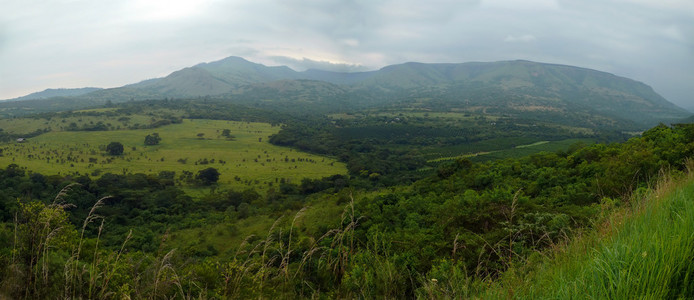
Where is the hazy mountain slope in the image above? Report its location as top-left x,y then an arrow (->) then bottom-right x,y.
80,57 -> 302,101
195,56 -> 299,84
299,69 -> 376,85
4,87 -> 102,101
351,60 -> 687,125
227,80 -> 355,113
128,67 -> 234,96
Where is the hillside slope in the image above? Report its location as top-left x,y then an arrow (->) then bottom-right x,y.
483,173 -> 694,299
353,60 -> 686,125
82,56 -> 301,100
4,87 -> 102,101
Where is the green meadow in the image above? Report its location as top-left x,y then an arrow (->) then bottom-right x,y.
0,119 -> 346,191
0,107 -> 184,134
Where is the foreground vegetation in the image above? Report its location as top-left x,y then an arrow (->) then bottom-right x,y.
0,120 -> 692,298
482,168 -> 694,299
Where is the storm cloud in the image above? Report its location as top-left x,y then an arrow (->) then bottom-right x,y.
1,0 -> 693,108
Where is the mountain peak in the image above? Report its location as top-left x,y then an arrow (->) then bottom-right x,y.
194,56 -> 256,68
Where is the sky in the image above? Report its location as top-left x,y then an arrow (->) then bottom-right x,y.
1,0 -> 693,108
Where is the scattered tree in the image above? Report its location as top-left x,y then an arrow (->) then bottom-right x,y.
196,167 -> 220,185
106,142 -> 124,155
144,133 -> 161,145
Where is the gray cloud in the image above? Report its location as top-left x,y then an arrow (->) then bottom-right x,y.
1,0 -> 693,108
0,27 -> 6,54
269,56 -> 370,72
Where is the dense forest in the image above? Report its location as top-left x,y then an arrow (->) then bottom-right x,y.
1,112 -> 692,298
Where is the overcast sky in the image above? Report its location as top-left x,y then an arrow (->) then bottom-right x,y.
1,0 -> 693,108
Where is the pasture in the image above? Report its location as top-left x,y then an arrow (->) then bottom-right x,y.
0,107 -> 184,134
0,119 -> 346,191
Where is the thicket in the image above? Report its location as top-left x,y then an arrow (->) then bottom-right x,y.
0,123 -> 692,298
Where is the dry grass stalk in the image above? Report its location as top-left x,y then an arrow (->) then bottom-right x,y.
281,207 -> 308,281
67,196 -> 108,298
153,249 -> 177,299
99,229 -> 133,299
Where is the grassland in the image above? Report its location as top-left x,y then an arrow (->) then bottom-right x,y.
0,107 -> 184,134
0,119 -> 346,192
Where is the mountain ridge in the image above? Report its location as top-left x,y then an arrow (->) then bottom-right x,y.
2,56 -> 689,126
3,87 -> 103,101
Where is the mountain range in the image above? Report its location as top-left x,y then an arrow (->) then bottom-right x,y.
2,56 -> 689,127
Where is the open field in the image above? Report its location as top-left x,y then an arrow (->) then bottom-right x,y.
0,107 -> 184,134
0,119 -> 346,191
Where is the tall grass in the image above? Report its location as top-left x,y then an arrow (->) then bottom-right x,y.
485,169 -> 694,299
